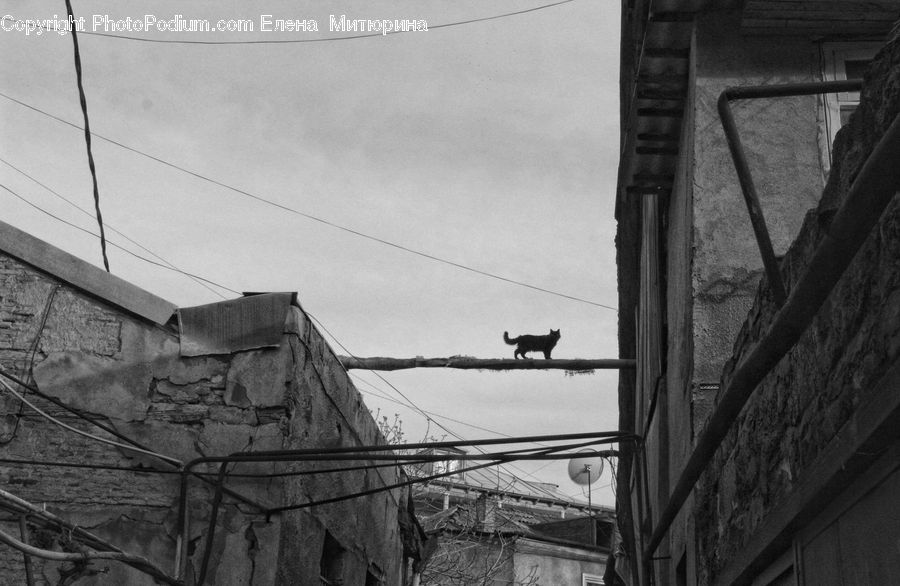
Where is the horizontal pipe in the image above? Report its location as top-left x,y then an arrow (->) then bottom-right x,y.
186,449 -> 621,465
339,356 -> 636,371
723,79 -> 862,101
177,429 -> 637,577
203,430 -> 636,460
645,109 -> 900,559
267,439 -> 606,515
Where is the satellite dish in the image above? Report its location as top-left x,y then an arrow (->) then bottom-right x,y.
567,450 -> 604,485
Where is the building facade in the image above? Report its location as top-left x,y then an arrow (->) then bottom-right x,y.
411,447 -> 615,585
615,2 -> 899,585
0,221 -> 406,584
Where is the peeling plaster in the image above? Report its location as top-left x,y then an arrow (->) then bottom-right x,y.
33,352 -> 153,422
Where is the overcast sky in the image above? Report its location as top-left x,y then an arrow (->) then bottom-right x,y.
1,0 -> 621,506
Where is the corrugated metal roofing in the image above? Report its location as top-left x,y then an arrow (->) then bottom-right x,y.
177,292 -> 297,356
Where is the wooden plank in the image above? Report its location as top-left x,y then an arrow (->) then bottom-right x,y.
636,146 -> 679,155
747,0 -> 897,9
638,133 -> 681,143
637,73 -> 688,84
745,10 -> 897,20
338,356 -> 635,371
637,88 -> 686,101
626,186 -> 672,196
742,18 -> 894,33
637,107 -> 684,118
633,172 -> 674,185
643,47 -> 690,59
649,12 -> 694,22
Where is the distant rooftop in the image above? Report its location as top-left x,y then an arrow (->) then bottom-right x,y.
409,447 -> 614,519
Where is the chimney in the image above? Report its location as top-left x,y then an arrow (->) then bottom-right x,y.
475,493 -> 498,532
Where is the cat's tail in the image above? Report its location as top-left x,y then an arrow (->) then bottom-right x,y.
503,331 -> 517,345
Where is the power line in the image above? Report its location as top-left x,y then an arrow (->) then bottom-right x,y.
34,1 -> 578,46
0,91 -> 616,311
1,176 -> 605,498
354,370 -> 573,500
63,0 -> 110,272
1,173 -> 602,501
0,178 -> 611,499
0,371 -> 181,466
353,374 -> 523,440
0,156 -> 229,300
0,368 -> 268,513
308,311 -> 579,502
0,182 -> 240,295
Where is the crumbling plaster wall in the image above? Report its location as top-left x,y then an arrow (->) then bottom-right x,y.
693,38 -> 900,585
690,9 -> 823,429
0,254 -> 402,584
657,11 -> 826,583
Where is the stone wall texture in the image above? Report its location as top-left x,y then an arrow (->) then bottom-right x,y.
0,254 -> 403,584
694,37 -> 900,585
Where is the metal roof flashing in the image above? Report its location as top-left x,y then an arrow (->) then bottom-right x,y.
0,220 -> 177,325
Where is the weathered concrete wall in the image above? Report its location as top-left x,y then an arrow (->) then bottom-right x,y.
655,11 -> 826,584
513,539 -> 604,585
693,38 -> 900,585
0,254 -> 403,584
690,9 -> 823,426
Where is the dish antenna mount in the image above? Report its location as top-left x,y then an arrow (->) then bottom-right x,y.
567,450 -> 605,529
567,450 -> 604,486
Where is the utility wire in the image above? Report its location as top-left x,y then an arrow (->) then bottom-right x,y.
353,374 -> 523,440
31,0 -> 578,45
0,367 -> 270,513
0,91 -> 616,311
1,177 -> 601,501
0,156 -> 230,299
266,436 -> 605,513
0,182 -> 240,295
0,487 -> 181,585
359,374 -> 568,501
0,193 -> 565,491
308,311 -> 576,502
0,372 -> 181,466
63,0 -> 110,272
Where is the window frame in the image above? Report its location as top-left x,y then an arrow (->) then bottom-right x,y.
819,42 -> 882,169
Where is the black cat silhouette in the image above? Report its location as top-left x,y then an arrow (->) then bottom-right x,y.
503,329 -> 561,359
